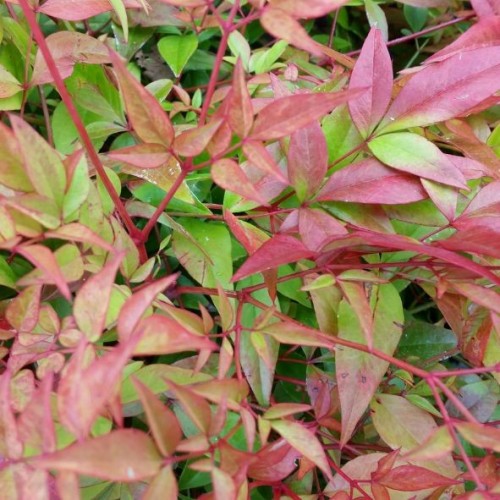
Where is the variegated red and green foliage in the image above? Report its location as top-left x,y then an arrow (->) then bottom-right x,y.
0,0 -> 499,497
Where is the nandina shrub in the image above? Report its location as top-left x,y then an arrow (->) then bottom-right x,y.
0,0 -> 499,498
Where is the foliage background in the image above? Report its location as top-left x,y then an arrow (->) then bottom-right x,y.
0,0 -> 499,498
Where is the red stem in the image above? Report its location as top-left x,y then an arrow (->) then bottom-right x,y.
17,0 -> 139,241
199,0 -> 240,125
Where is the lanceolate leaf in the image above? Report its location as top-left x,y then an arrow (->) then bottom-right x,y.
378,47 -> 500,133
212,159 -> 270,206
317,158 -> 427,204
30,429 -> 162,481
377,465 -> 460,491
73,252 -> 124,341
117,274 -> 178,342
268,0 -> 350,18
108,144 -> 171,169
426,17 -> 500,64
336,283 -> 404,446
455,422 -> 500,452
232,235 -> 315,282
250,89 -> 365,141
10,115 -> 67,208
348,28 -> 392,137
288,120 -> 328,201
110,50 -> 174,147
260,8 -> 322,56
38,0 -> 145,21
174,119 -> 223,157
132,378 -> 182,456
368,133 -> 466,188
31,32 -> 110,85
271,420 -> 332,479
228,59 -> 254,138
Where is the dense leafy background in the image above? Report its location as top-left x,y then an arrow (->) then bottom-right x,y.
0,0 -> 499,498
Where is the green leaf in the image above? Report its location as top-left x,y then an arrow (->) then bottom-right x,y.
397,316 -> 457,361
368,132 -> 466,188
336,283 -> 404,446
158,34 -> 198,77
109,0 -> 129,42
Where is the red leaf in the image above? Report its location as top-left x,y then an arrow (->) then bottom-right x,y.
288,121 -> 328,201
228,59 -> 254,138
251,88 -> 364,140
38,0 -> 144,21
268,0 -> 350,18
133,314 -> 217,355
348,28 -> 392,136
73,252 -> 124,342
378,47 -> 500,132
440,219 -> 500,259
470,0 -> 500,17
427,17 -> 500,63
298,208 -> 348,251
108,143 -> 171,169
30,429 -> 162,481
261,7 -> 322,56
243,140 -> 289,183
322,232 -> 500,286
110,50 -> 174,148
377,465 -> 460,491
117,274 -> 178,342
317,158 -> 427,204
31,32 -> 110,85
212,159 -> 270,206
248,439 -> 301,481
231,235 -> 315,282
174,119 -> 223,157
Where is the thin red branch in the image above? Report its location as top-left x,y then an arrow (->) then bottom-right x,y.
17,0 -> 139,240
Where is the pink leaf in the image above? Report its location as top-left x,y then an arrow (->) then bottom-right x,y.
30,429 -> 162,481
378,465 -> 460,491
288,121 -> 328,200
212,159 -> 270,206
110,50 -> 174,148
251,88 -> 364,141
378,47 -> 500,132
108,144 -> 171,169
317,158 -> 427,204
470,0 -> 500,17
232,235 -> 315,282
348,28 -> 393,136
31,32 -> 110,85
73,252 -> 124,341
174,119 -> 223,157
243,140 -> 289,183
228,59 -> 254,138
16,245 -> 71,301
427,17 -> 500,63
37,0 -> 144,21
298,208 -> 347,251
268,0 -> 350,18
260,7 -> 322,56
117,274 -> 178,342
133,314 -> 217,355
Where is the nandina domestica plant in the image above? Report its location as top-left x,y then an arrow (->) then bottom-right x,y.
0,0 -> 499,497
